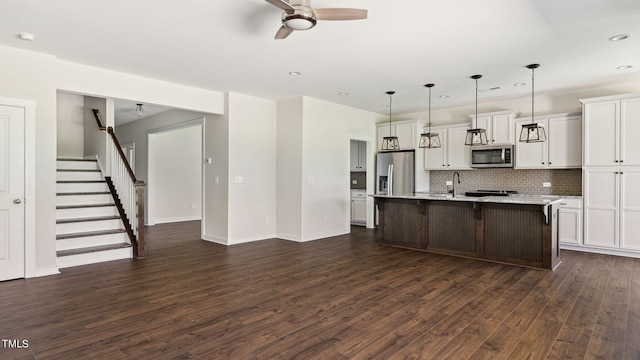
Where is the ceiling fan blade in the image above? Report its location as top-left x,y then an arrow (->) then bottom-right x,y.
314,8 -> 368,21
275,26 -> 294,39
264,0 -> 295,12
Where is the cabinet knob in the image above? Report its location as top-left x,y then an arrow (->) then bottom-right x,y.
620,160 -> 624,163
542,162 -> 545,165
615,160 -> 619,163
549,162 -> 552,165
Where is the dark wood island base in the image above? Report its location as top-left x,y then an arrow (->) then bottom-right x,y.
374,196 -> 561,270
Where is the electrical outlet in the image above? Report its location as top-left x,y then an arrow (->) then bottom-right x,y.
352,180 -> 357,184
446,181 -> 453,186
191,203 -> 196,210
543,182 -> 551,187
265,216 -> 270,224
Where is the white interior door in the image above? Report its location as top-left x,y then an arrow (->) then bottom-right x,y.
0,105 -> 25,281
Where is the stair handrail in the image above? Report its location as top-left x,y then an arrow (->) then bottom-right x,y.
91,108 -> 145,259
91,108 -> 106,131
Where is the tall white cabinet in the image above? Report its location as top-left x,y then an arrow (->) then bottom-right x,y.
581,93 -> 640,256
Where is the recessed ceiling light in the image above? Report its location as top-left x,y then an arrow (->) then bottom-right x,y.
288,71 -> 301,76
514,82 -> 527,87
609,34 -> 630,42
18,32 -> 36,41
338,92 -> 349,96
616,65 -> 633,70
439,95 -> 449,98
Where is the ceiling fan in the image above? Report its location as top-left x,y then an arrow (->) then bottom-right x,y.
264,0 -> 367,39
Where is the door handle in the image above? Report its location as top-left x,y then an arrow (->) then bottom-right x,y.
13,198 -> 22,204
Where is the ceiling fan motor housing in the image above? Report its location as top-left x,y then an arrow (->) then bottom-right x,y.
282,4 -> 317,30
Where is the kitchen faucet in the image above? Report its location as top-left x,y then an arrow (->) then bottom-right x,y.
452,172 -> 461,197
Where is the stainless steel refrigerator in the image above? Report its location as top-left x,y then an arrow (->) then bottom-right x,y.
376,150 -> 415,196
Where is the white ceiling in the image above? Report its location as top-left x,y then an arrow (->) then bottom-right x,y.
2,0 -> 640,115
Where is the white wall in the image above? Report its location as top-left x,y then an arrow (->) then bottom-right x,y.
56,92 -> 84,158
83,96 -> 108,170
56,60 -> 224,115
149,125 -> 202,224
276,96 -> 379,242
227,93 -> 276,244
203,102 -> 229,244
276,97 -> 303,241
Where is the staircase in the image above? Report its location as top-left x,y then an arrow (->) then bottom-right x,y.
56,158 -> 133,268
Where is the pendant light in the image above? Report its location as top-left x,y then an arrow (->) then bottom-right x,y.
135,103 -> 144,118
519,64 -> 547,143
419,84 -> 441,149
465,75 -> 489,146
381,91 -> 400,150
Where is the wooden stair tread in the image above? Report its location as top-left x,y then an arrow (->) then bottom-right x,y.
57,180 -> 106,183
56,243 -> 131,257
56,191 -> 110,196
57,216 -> 121,224
56,158 -> 98,162
56,228 -> 126,240
56,203 -> 115,210
56,169 -> 101,172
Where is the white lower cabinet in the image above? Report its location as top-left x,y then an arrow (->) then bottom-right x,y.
558,199 -> 582,245
583,167 -> 640,251
351,190 -> 366,225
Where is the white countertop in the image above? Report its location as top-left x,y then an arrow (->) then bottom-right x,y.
371,192 -> 579,206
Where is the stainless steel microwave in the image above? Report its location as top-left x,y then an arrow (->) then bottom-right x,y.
471,145 -> 514,168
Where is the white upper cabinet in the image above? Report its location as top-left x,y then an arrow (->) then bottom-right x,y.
470,111 -> 517,145
350,140 -> 367,172
376,120 -> 424,151
548,115 -> 582,168
424,124 -> 472,170
514,113 -> 582,169
583,95 -> 640,167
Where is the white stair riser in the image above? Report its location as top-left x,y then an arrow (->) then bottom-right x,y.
56,160 -> 100,171
57,247 -> 132,268
57,171 -> 103,181
56,232 -> 128,251
56,206 -> 118,220
57,182 -> 109,193
56,219 -> 124,235
56,194 -> 113,206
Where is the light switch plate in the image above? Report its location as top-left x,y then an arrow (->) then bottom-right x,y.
352,180 -> 357,184
446,181 -> 453,186
543,182 -> 551,187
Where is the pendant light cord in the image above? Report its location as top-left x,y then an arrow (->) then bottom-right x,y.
475,77 -> 478,128
428,87 -> 431,132
526,64 -> 539,124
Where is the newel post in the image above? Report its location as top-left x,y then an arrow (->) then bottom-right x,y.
135,181 -> 146,259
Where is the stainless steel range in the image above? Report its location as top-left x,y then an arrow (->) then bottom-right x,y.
464,190 -> 518,197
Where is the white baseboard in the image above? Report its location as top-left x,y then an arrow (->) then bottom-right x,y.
30,266 -> 61,278
560,244 -> 640,259
276,232 -> 302,242
300,228 -> 349,242
201,235 -> 227,245
154,216 -> 202,225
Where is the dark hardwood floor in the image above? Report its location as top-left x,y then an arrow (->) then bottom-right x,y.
1,221 -> 638,359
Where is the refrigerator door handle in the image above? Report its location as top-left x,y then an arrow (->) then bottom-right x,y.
388,164 -> 394,196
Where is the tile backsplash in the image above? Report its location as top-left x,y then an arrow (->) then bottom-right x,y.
350,172 -> 367,190
429,168 -> 582,196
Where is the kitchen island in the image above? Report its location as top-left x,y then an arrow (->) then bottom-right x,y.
373,193 -> 563,270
